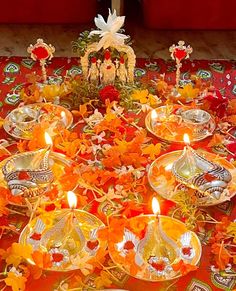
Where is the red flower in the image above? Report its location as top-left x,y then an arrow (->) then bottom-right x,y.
203,89 -> 228,118
52,253 -> 64,263
45,203 -> 56,211
226,142 -> 236,161
227,142 -> 236,156
99,85 -> 120,103
32,46 -> 49,60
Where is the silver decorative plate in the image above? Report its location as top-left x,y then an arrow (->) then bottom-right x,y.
3,103 -> 73,140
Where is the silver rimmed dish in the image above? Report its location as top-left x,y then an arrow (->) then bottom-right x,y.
19,209 -> 107,272
145,106 -> 215,143
148,150 -> 236,207
0,151 -> 72,207
3,103 -> 73,140
108,215 -> 201,282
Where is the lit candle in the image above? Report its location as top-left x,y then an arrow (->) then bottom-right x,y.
151,197 -> 162,256
60,111 -> 67,127
31,132 -> 52,167
140,198 -> 178,267
181,133 -> 197,178
61,191 -> 78,248
183,133 -> 190,146
45,131 -> 53,150
67,190 -> 77,211
152,196 -> 160,218
151,197 -> 178,259
67,191 -> 77,227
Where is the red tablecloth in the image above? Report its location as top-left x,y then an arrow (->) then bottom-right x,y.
0,57 -> 235,291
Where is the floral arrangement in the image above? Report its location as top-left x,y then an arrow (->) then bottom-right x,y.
0,87 -> 236,289
0,11 -> 235,289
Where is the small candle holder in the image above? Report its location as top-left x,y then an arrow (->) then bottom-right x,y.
180,109 -> 215,139
171,134 -> 232,200
108,198 -> 201,282
8,106 -> 38,133
19,192 -> 107,271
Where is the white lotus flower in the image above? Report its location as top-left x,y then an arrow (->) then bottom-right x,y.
89,9 -> 129,50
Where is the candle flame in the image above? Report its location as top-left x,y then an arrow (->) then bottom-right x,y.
152,197 -> 160,215
45,132 -> 52,146
151,110 -> 158,120
67,191 -> 77,209
61,111 -> 66,118
183,133 -> 190,145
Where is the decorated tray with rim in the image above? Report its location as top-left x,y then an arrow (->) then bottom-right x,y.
145,105 -> 215,143
19,209 -> 107,272
148,150 -> 236,207
3,103 -> 73,140
108,215 -> 201,282
0,151 -> 72,208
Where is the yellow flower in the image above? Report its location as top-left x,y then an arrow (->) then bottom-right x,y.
41,84 -> 61,102
105,112 -> 116,121
131,89 -> 149,104
227,222 -> 236,243
142,143 -> 161,160
4,243 -> 33,267
178,83 -> 199,101
5,271 -> 27,291
156,80 -> 168,92
131,89 -> 161,107
148,93 -> 161,107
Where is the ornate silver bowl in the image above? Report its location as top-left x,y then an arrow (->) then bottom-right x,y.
171,146 -> 232,200
8,106 -> 38,132
180,109 -> 214,139
2,149 -> 54,197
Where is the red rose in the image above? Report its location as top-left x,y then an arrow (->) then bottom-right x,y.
99,85 -> 120,103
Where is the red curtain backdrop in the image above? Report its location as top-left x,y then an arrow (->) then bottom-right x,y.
143,0 -> 236,29
0,0 -> 97,24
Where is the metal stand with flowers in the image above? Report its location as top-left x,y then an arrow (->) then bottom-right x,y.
74,9 -> 136,85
